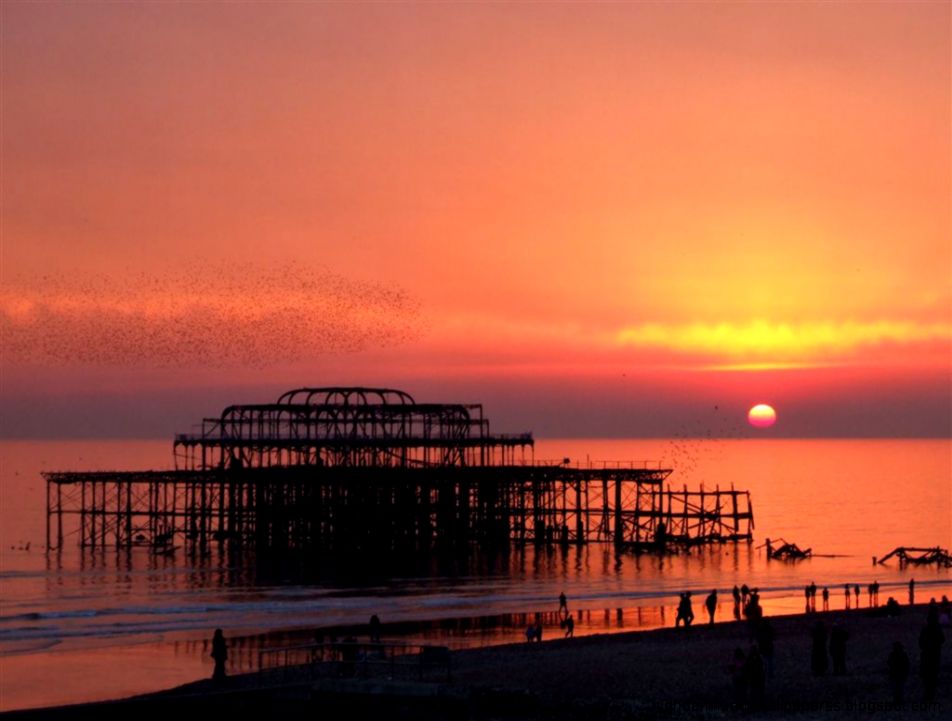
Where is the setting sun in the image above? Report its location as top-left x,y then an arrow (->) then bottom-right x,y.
748,403 -> 778,429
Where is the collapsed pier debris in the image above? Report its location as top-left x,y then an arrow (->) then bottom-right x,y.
45,387 -> 754,554
875,546 -> 952,567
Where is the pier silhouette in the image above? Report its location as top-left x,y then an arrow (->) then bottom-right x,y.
45,388 -> 753,555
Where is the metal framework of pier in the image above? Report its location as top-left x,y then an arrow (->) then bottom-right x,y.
45,387 -> 754,553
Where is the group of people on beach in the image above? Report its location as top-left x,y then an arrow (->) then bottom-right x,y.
525,592 -> 575,642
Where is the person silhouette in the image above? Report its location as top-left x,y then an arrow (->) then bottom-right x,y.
211,628 -> 227,681
844,583 -> 851,610
559,591 -> 568,618
705,590 -> 718,624
369,614 -> 382,643
676,592 -> 695,628
564,615 -> 575,638
732,585 -> 742,620
822,587 -> 830,612
804,585 -> 812,613
854,584 -> 860,606
908,578 -> 915,605
919,604 -> 945,701
741,584 -> 750,609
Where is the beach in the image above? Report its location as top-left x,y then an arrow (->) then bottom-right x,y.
4,602 -> 947,720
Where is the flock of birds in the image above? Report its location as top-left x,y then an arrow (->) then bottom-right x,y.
1,263 -> 422,368
660,405 -> 748,482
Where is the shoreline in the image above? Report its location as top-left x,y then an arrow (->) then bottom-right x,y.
4,602 -> 948,719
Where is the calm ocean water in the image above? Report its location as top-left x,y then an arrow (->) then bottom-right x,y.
1,438 -> 950,710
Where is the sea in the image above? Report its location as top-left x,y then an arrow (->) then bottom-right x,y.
1,438 -> 950,711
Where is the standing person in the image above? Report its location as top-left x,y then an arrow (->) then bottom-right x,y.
732,585 -> 742,620
559,591 -> 568,618
741,584 -> 750,609
808,581 -> 817,612
829,623 -> 849,675
804,585 -> 812,613
854,584 -> 860,607
822,587 -> 830,612
811,621 -> 828,676
211,628 -> 228,681
908,578 -> 915,605
844,583 -> 851,610
676,592 -> 695,628
564,615 -> 575,638
745,589 -> 763,626
919,605 -> 945,701
887,641 -> 910,704
705,589 -> 718,625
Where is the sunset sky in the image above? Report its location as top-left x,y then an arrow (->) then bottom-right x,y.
2,2 -> 949,438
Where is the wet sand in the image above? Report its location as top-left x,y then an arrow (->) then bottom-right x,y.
4,603 -> 947,719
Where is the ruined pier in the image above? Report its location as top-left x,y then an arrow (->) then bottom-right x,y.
45,387 -> 754,553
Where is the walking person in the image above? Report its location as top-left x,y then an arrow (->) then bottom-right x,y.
211,628 -> 228,681
564,615 -> 575,638
705,589 -> 718,625
675,592 -> 695,628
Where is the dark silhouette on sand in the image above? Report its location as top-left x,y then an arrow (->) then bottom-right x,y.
676,592 -> 695,627
211,628 -> 227,681
705,589 -> 717,624
564,615 -> 575,638
369,614 -> 382,643
919,602 -> 945,701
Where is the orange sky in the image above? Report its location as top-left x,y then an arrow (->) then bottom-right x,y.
1,2 -> 949,437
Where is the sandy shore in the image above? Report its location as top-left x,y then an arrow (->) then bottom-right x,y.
3,603 -> 948,720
